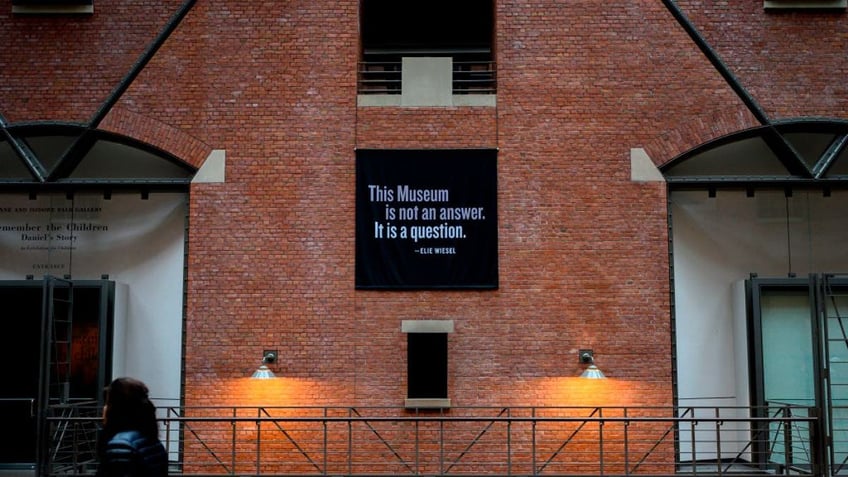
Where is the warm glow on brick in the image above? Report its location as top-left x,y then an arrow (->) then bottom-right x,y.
227,377 -> 320,407
536,377 -> 668,408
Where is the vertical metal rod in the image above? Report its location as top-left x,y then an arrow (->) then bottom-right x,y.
715,408 -> 722,477
811,274 -> 830,476
71,421 -> 78,471
230,408 -> 236,476
531,408 -> 537,476
809,405 -> 827,477
690,413 -> 697,476
415,419 -> 420,475
783,407 -> 793,474
347,409 -> 353,476
440,419 -> 445,475
599,408 -> 605,476
35,277 -> 55,477
255,416 -> 261,475
323,408 -> 328,476
507,408 -> 512,476
785,196 -> 793,275
623,408 -> 629,476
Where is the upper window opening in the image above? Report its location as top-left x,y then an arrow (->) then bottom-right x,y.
12,0 -> 93,14
362,0 -> 492,53
764,0 -> 846,11
359,0 -> 495,98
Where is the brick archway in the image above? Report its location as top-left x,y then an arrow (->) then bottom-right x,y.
100,106 -> 213,171
643,106 -> 761,168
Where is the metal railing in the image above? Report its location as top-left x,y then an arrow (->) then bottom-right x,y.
357,59 -> 496,95
42,405 -> 822,476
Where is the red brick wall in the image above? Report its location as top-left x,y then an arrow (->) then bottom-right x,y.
3,0 -> 846,412
183,0 -> 677,409
678,0 -> 848,120
0,0 -> 182,123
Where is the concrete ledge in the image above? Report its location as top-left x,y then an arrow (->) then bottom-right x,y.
405,398 -> 451,409
357,95 -> 496,108
357,95 -> 402,107
452,95 -> 496,107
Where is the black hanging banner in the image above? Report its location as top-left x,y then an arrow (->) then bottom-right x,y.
355,149 -> 498,289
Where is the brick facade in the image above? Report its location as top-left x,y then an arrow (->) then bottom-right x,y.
3,0 -> 846,412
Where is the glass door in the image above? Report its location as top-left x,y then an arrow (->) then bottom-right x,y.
822,276 -> 848,474
760,289 -> 816,408
748,277 -> 822,473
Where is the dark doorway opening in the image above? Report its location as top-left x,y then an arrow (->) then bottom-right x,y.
407,332 -> 448,400
0,279 -> 114,468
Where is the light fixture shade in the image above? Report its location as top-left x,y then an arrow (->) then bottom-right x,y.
580,363 -> 606,379
250,349 -> 279,378
251,364 -> 276,379
578,349 -> 606,379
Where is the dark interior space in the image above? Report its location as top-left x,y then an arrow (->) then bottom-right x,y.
361,0 -> 493,53
407,333 -> 448,399
0,286 -> 41,464
0,282 -> 106,466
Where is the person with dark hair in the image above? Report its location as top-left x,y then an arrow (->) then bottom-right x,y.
97,377 -> 168,477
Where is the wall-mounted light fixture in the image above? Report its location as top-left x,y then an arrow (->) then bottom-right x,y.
251,349 -> 278,379
579,349 -> 606,379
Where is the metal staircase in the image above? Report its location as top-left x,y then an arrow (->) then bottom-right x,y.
821,274 -> 848,475
36,276 -> 75,477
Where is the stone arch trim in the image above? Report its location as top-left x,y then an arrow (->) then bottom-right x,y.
642,106 -> 761,167
100,106 -> 212,169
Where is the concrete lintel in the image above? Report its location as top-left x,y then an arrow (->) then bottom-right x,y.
401,319 -> 454,333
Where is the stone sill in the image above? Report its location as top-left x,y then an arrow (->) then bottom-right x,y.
404,398 -> 451,409
358,95 -> 496,108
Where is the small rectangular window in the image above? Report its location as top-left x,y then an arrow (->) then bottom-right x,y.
12,0 -> 93,14
402,320 -> 453,408
408,333 -> 448,399
764,0 -> 846,10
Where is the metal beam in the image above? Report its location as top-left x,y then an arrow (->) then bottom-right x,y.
0,113 -> 47,182
660,0 -> 812,178
665,176 -> 847,190
813,133 -> 848,179
48,0 -> 197,181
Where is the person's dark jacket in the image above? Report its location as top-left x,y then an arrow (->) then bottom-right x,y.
98,430 -> 168,477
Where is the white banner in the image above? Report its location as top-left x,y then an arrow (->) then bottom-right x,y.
0,192 -> 186,280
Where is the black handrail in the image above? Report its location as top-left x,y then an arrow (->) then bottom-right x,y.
43,405 -> 821,477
